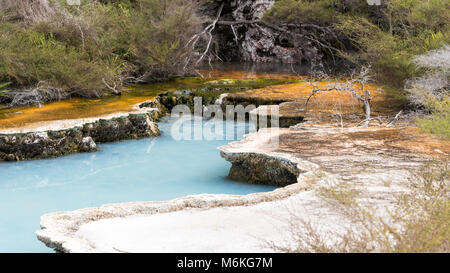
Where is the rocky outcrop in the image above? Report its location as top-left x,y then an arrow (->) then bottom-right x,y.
154,90 -> 217,113
0,130 -> 95,161
221,93 -> 289,108
205,0 -> 322,63
250,104 -> 305,130
82,113 -> 159,143
231,0 -> 302,63
0,112 -> 160,162
222,152 -> 301,186
219,127 -> 311,186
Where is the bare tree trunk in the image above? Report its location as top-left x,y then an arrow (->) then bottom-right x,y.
362,100 -> 371,127
186,2 -> 225,67
305,67 -> 376,127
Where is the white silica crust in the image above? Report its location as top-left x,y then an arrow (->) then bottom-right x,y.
36,129 -> 320,252
36,182 -> 318,252
36,126 -> 428,253
74,190 -> 340,253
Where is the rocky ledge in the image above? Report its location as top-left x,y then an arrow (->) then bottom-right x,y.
219,128 -> 304,186
35,122 -> 448,252
219,126 -> 446,186
36,174 -> 317,252
0,110 -> 160,162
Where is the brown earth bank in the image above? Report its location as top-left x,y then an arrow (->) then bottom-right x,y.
220,125 -> 449,187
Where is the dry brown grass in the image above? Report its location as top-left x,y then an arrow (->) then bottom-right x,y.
263,160 -> 450,253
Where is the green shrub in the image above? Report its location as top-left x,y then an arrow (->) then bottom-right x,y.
0,0 -> 202,100
337,16 -> 423,88
0,82 -> 10,96
0,23 -> 119,97
407,0 -> 450,30
417,97 -> 450,139
263,0 -> 449,90
127,0 -> 202,78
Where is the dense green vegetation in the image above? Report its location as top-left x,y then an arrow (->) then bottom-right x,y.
0,0 -> 202,101
264,0 -> 449,138
0,0 -> 448,138
263,0 -> 449,87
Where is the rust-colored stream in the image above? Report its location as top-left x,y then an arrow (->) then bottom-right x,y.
1,72 -> 301,131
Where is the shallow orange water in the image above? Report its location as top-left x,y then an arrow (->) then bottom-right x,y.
0,96 -> 153,130
0,77 -> 211,130
0,72 -> 299,131
0,71 -> 400,132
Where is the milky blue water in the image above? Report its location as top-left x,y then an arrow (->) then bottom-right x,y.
0,118 -> 276,252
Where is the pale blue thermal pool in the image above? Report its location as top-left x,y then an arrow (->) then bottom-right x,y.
0,118 -> 276,252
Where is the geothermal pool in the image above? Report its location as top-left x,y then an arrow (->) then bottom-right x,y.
0,118 -> 276,252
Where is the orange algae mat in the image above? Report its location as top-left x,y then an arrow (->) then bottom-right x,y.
0,71 -> 395,131
0,77 -> 213,130
0,71 -> 297,131
228,81 -> 405,117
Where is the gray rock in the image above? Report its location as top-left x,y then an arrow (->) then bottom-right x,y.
0,112 -> 160,162
80,137 -> 97,152
222,151 -> 301,186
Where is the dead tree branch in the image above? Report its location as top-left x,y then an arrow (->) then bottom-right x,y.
102,78 -> 122,95
387,110 -> 403,127
305,67 -> 375,127
185,2 -> 224,67
7,81 -> 66,107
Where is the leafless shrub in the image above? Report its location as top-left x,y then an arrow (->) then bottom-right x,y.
0,0 -> 55,22
305,67 -> 380,127
7,81 -> 67,107
184,2 -> 224,69
413,45 -> 450,71
406,45 -> 450,107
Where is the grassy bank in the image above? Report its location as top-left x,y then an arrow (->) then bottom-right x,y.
0,0 -> 203,104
